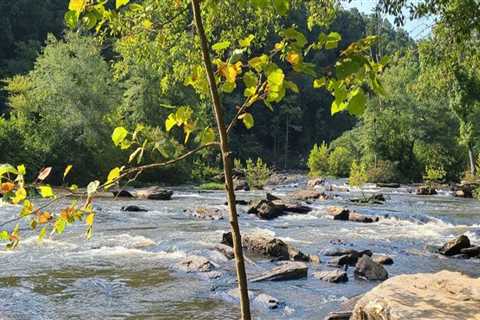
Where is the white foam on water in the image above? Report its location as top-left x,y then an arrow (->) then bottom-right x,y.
97,234 -> 156,249
21,237 -> 78,250
279,236 -> 313,244
249,227 -> 276,238
278,214 -> 319,221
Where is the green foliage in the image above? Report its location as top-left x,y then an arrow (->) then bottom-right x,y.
349,160 -> 368,188
423,165 -> 447,186
245,158 -> 271,190
327,146 -> 353,177
198,182 -> 224,190
307,142 -> 330,177
366,160 -> 400,183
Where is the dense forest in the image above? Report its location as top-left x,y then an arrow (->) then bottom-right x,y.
0,0 -> 478,188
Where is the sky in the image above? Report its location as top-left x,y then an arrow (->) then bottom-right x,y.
342,0 -> 436,39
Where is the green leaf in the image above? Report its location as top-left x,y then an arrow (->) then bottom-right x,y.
313,78 -> 326,88
0,164 -> 18,178
38,227 -> 47,241
335,56 -> 365,79
243,71 -> 257,88
285,80 -> 299,93
347,88 -> 367,116
0,230 -> 9,241
239,34 -> 255,48
112,127 -> 128,147
82,11 -> 98,30
325,32 -> 342,49
17,165 -> 26,176
54,218 -> 66,234
87,180 -> 100,197
222,81 -> 236,93
116,0 -> 130,9
248,55 -> 269,72
273,0 -> 290,16
267,68 -> 285,87
331,99 -> 348,115
38,185 -> 54,198
212,40 -> 231,53
200,127 -> 216,145
239,113 -> 254,129
228,49 -> 245,64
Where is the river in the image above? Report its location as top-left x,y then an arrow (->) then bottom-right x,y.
1,177 -> 479,319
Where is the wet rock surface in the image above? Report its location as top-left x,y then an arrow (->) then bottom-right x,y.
354,255 -> 388,281
251,261 -> 308,282
112,187 -> 173,200
327,207 -> 380,223
438,235 -> 471,256
351,271 -> 480,320
192,207 -> 225,220
221,231 -> 310,261
313,270 -> 348,283
176,255 -> 216,273
121,205 -> 148,212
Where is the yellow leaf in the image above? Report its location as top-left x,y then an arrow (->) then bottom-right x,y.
142,19 -> 153,29
11,187 -> 27,204
63,165 -> 73,178
85,213 -> 95,226
107,167 -> 121,183
68,0 -> 86,12
38,212 -> 52,224
38,185 -> 54,198
287,51 -> 301,65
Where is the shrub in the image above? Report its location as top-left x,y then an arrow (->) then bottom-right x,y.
307,142 -> 329,177
366,160 -> 400,183
245,158 -> 271,189
423,165 -> 446,187
191,159 -> 222,182
327,146 -> 353,177
349,160 -> 368,188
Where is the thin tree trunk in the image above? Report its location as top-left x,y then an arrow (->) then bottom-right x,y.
468,146 -> 476,176
284,114 -> 289,169
191,1 -> 251,319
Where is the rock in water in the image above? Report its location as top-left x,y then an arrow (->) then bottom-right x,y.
251,262 -> 308,282
438,235 -> 471,256
307,178 -> 325,188
372,254 -> 394,265
176,255 -> 215,273
135,187 -> 173,200
288,189 -> 325,201
351,271 -> 480,320
192,207 -> 224,220
354,255 -> 388,281
327,207 -> 379,223
314,270 -> 348,283
121,205 -> 148,212
328,250 -> 373,267
416,186 -> 437,195
233,178 -> 250,191
221,232 -> 310,261
461,246 -> 480,257
215,244 -> 234,259
376,182 -> 400,188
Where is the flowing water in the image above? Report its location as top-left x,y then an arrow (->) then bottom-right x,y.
1,177 -> 480,319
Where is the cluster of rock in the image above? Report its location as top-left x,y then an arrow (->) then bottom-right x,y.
438,234 -> 480,259
453,182 -> 480,198
350,194 -> 386,205
112,186 -> 173,200
327,207 -> 380,223
213,168 -> 250,191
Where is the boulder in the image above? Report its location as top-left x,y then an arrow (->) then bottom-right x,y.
454,183 -> 478,198
112,189 -> 135,198
307,178 -> 325,188
251,261 -> 308,282
314,270 -> 348,283
135,187 -> 173,200
327,207 -> 379,223
224,199 -> 249,206
328,250 -> 372,267
233,178 -> 250,191
372,254 -> 394,265
438,235 -> 471,256
354,255 -> 388,281
192,207 -> 224,220
460,246 -> 480,257
288,189 -> 325,201
121,205 -> 148,212
324,311 -> 352,320
351,271 -> 480,320
350,194 -> 386,204
221,232 -> 310,261
176,255 -> 216,273
247,199 -> 286,219
376,182 -> 400,188
323,248 -> 370,257
416,186 -> 437,195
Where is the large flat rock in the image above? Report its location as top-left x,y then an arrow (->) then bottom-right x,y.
351,270 -> 480,320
